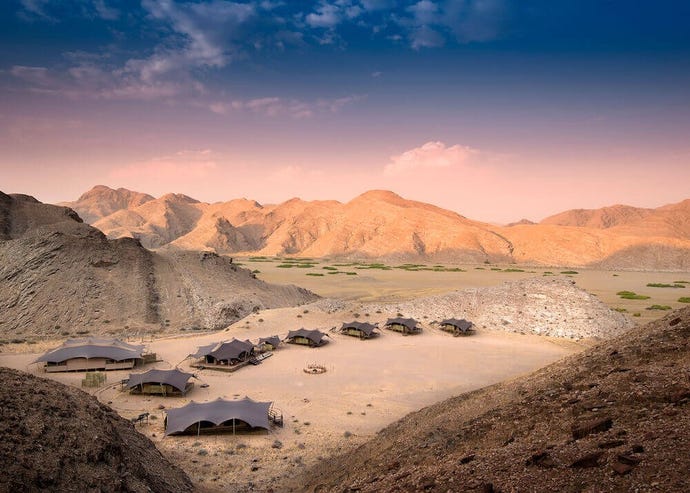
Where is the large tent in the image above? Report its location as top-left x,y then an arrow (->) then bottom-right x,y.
165,397 -> 273,435
35,337 -> 146,372
126,369 -> 194,396
384,317 -> 422,335
285,329 -> 329,347
190,339 -> 254,365
340,321 -> 379,339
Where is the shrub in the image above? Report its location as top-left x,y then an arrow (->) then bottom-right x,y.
646,283 -> 685,288
503,268 -> 524,273
646,305 -> 672,311
616,291 -> 650,300
306,273 -> 324,276
632,312 -> 641,317
613,307 -> 628,312
561,270 -> 579,275
679,297 -> 690,303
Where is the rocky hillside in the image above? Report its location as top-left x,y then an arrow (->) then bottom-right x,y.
366,277 -> 635,339
0,367 -> 194,493
59,186 -> 690,270
0,192 -> 317,339
59,185 -> 155,224
288,307 -> 690,492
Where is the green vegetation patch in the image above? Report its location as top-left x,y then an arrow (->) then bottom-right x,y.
646,305 -> 672,311
306,273 -> 324,277
276,263 -> 316,269
561,270 -> 579,275
322,266 -> 338,270
356,263 -> 392,270
613,307 -> 628,312
678,297 -> 690,303
674,280 -> 689,284
616,291 -> 651,300
490,268 -> 502,271
503,268 -> 525,273
646,283 -> 686,288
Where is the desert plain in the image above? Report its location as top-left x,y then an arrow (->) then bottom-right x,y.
1,258 -> 686,491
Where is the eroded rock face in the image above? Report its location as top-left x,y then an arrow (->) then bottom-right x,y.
0,367 -> 194,493
0,192 -> 318,338
289,307 -> 690,493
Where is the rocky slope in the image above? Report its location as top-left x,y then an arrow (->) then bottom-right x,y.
61,186 -> 690,269
0,192 -> 317,339
59,185 -> 155,224
288,307 -> 690,492
365,277 -> 635,339
0,366 -> 194,493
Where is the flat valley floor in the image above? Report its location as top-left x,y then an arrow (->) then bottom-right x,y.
1,261 -> 687,491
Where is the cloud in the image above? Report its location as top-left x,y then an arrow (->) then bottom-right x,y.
384,141 -> 477,175
110,150 -> 218,180
209,94 -> 362,118
305,3 -> 341,28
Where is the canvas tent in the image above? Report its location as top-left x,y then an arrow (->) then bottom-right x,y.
190,339 -> 254,365
439,318 -> 474,336
35,337 -> 146,372
384,317 -> 422,335
285,329 -> 329,347
165,397 -> 273,435
340,321 -> 379,339
257,336 -> 281,351
126,369 -> 194,396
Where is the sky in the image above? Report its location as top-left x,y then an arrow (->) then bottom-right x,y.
1,0 -> 690,223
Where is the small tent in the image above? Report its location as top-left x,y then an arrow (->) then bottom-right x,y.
439,318 -> 474,336
384,318 -> 422,335
126,369 -> 194,396
285,329 -> 329,347
340,321 -> 379,339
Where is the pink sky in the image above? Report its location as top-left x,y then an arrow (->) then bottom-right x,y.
2,139 -> 688,224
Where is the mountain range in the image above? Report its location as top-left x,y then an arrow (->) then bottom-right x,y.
59,186 -> 690,270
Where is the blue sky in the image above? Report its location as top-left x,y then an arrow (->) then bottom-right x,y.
1,1 -> 690,222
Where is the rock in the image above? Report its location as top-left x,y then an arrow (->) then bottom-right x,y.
570,451 -> 603,468
611,461 -> 634,475
598,440 -> 625,449
526,451 -> 556,468
571,417 -> 613,440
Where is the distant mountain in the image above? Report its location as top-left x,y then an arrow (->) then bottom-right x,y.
60,187 -> 690,270
59,185 -> 155,224
0,191 -> 316,338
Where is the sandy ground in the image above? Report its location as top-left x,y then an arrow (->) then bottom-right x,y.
0,301 -> 582,491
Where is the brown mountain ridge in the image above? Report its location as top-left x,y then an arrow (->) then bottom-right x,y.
61,186 -> 690,270
0,191 -> 316,339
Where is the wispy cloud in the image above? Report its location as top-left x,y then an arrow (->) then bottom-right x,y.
209,94 -> 363,118
384,141 -> 477,175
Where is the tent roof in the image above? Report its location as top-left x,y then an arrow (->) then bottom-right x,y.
126,369 -> 194,393
439,318 -> 474,331
208,339 -> 254,361
35,338 -> 145,363
189,342 -> 221,359
258,336 -> 281,347
341,321 -> 378,336
165,397 -> 272,435
384,318 -> 420,330
286,329 -> 328,345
